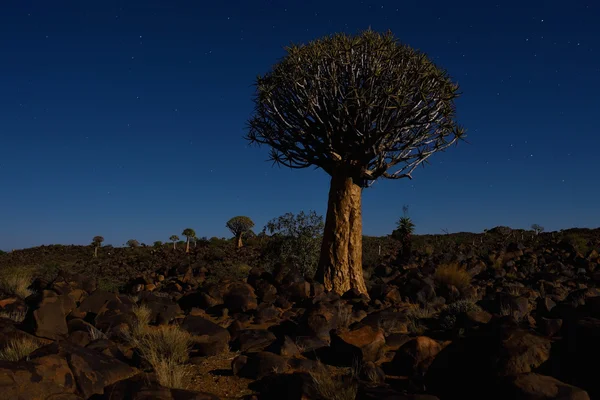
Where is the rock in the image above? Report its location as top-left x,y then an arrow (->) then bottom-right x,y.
32,295 -> 69,340
77,290 -> 120,314
254,304 -> 280,324
98,372 -> 221,400
265,335 -> 300,357
329,325 -> 386,366
180,315 -> 230,356
232,352 -> 287,379
359,311 -> 409,335
501,373 -> 590,400
140,293 -> 183,325
231,329 -> 277,353
29,341 -> 139,398
426,323 -> 552,399
359,361 -> 386,384
537,297 -> 557,315
223,283 -> 257,312
391,336 -> 443,376
253,280 -> 278,304
0,354 -> 77,399
539,317 -> 563,337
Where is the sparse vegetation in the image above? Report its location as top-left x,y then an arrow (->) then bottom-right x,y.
0,336 -> 42,361
263,211 -> 324,277
434,262 -> 472,292
0,267 -> 33,298
126,317 -> 192,389
309,362 -> 358,400
127,239 -> 140,248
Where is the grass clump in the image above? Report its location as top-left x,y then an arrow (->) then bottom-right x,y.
0,267 -> 33,298
126,308 -> 191,389
439,300 -> 482,331
434,263 -> 471,292
0,336 -> 42,361
309,362 -> 358,400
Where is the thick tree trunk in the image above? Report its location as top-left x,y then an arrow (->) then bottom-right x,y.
173,241 -> 176,250
236,234 -> 243,249
315,170 -> 368,296
94,246 -> 98,258
185,238 -> 190,253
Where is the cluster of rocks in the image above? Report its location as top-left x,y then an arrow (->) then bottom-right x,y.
0,238 -> 599,399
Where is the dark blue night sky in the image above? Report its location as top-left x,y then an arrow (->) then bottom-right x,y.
1,0 -> 598,249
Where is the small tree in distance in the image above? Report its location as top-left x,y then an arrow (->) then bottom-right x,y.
92,236 -> 104,258
531,224 -> 545,236
169,235 -> 179,250
226,216 -> 255,248
126,239 -> 139,248
182,228 -> 196,253
246,29 -> 465,295
392,205 -> 415,261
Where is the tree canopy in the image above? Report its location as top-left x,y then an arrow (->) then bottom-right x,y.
246,29 -> 465,187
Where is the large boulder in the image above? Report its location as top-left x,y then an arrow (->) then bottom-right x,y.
0,354 -> 77,399
29,341 -> 139,398
391,336 -> 443,376
180,315 -> 230,356
328,325 -> 386,366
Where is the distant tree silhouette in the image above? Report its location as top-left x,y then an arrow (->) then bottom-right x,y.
182,228 -> 196,253
531,224 -> 545,235
392,205 -> 415,261
153,241 -> 163,248
126,239 -> 139,248
226,216 -> 255,248
92,236 -> 104,258
169,235 -> 179,250
246,29 -> 465,295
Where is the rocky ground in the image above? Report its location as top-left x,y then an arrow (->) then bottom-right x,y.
1,228 -> 600,399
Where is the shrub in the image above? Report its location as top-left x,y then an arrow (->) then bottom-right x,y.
131,304 -> 152,336
0,267 -> 33,298
127,324 -> 191,389
309,362 -> 357,400
439,299 -> 481,330
0,337 -> 42,361
434,263 -> 471,292
263,211 -> 324,277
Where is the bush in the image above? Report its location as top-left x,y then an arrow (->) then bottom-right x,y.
434,263 -> 471,292
263,211 -> 324,277
309,362 -> 357,400
0,337 -> 42,361
127,324 -> 191,389
0,267 -> 33,298
439,299 -> 481,330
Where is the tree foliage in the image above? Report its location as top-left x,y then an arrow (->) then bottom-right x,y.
226,216 -> 255,237
92,236 -> 104,246
126,239 -> 140,248
182,229 -> 196,239
263,211 -> 324,276
531,224 -> 545,235
169,235 -> 179,242
246,29 -> 465,187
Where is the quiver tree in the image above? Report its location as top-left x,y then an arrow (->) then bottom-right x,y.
182,228 -> 196,253
169,235 -> 179,250
246,29 -> 465,296
126,239 -> 139,248
226,216 -> 255,248
92,236 -> 104,258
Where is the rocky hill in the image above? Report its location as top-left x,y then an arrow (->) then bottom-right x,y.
0,228 -> 599,399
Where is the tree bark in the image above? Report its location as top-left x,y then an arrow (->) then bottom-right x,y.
94,246 -> 98,258
185,238 -> 190,253
236,234 -> 243,249
315,170 -> 368,296
173,241 -> 176,250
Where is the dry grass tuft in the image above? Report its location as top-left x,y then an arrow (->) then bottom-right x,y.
127,324 -> 191,389
434,263 -> 471,292
131,304 -> 152,336
0,336 -> 42,361
309,362 -> 358,400
0,268 -> 33,299
0,307 -> 28,323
